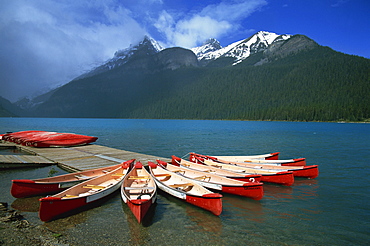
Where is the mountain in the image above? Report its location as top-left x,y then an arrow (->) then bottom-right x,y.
5,32 -> 369,122
0,96 -> 23,117
192,31 -> 292,65
75,35 -> 164,80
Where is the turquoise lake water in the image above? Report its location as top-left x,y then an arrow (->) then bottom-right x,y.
0,118 -> 369,245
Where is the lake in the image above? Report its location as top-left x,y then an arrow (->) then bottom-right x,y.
0,118 -> 369,245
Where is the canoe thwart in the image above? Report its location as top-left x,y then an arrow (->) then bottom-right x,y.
83,185 -> 106,189
111,174 -> 124,177
154,174 -> 171,177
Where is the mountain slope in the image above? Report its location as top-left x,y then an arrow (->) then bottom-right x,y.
0,96 -> 23,117
21,33 -> 370,122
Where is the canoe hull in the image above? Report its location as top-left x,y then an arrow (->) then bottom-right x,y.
186,193 -> 222,216
11,179 -> 80,198
39,182 -> 121,222
260,172 -> 294,186
126,196 -> 157,223
290,165 -> 319,179
221,184 -> 263,200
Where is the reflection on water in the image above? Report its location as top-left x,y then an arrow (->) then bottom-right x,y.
185,205 -> 223,234
121,200 -> 151,245
11,196 -> 41,212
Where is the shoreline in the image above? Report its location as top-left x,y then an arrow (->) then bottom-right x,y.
0,202 -> 70,246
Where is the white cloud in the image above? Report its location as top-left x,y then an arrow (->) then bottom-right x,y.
154,0 -> 267,48
0,0 -> 147,102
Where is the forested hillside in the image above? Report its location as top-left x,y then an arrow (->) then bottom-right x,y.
124,47 -> 370,121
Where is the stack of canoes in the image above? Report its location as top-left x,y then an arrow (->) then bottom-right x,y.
9,151 -> 319,223
1,130 -> 98,147
188,152 -> 319,186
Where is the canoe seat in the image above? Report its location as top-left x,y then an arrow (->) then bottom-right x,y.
129,176 -> 150,179
211,165 -> 222,168
170,183 -> 194,188
125,187 -> 155,196
64,194 -> 78,198
124,187 -> 155,190
173,170 -> 185,175
83,185 -> 106,189
155,174 -> 171,181
194,175 -> 211,181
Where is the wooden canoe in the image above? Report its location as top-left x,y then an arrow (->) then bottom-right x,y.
38,160 -> 134,222
172,156 -> 262,183
148,161 -> 222,216
158,159 -> 263,200
190,155 -> 294,186
121,161 -> 157,223
11,163 -> 124,198
190,153 -> 318,179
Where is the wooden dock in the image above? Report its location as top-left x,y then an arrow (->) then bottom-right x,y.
0,142 -> 171,172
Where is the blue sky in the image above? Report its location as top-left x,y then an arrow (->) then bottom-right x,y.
1,0 -> 369,102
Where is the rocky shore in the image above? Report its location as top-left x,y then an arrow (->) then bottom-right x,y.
0,202 -> 69,246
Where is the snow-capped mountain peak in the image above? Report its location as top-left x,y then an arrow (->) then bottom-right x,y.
191,38 -> 222,60
75,35 -> 164,80
192,31 -> 292,65
112,35 -> 163,63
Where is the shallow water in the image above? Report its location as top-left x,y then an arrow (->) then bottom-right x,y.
0,118 -> 369,245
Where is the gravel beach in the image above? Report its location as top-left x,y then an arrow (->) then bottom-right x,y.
0,202 -> 70,246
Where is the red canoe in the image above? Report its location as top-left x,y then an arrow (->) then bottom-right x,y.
121,161 -> 157,223
212,155 -> 306,166
148,161 -> 222,216
159,159 -> 264,200
11,163 -> 124,198
190,153 -> 318,179
172,156 -> 262,183
2,130 -> 45,143
190,154 -> 294,186
2,130 -> 98,147
39,160 -> 134,222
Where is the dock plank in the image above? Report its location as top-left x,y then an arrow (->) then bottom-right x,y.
1,142 -> 170,171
